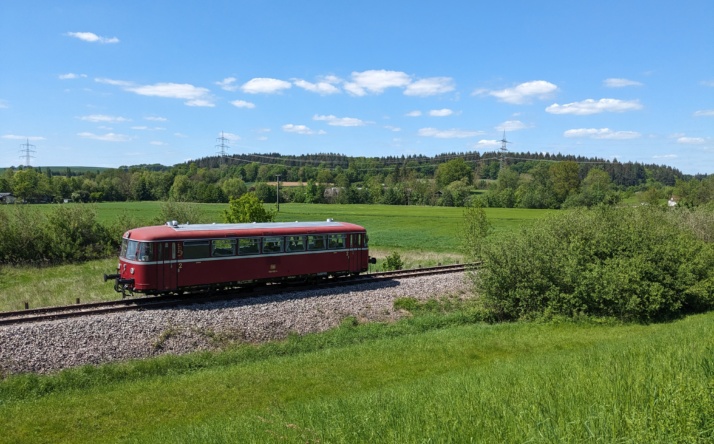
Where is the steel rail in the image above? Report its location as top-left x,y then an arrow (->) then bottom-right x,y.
0,263 -> 478,326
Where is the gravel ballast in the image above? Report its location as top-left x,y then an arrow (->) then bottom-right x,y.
0,273 -> 469,375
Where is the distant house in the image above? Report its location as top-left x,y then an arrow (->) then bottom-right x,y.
668,196 -> 679,207
0,192 -> 16,204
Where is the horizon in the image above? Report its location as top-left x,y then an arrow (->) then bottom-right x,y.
1,1 -> 712,174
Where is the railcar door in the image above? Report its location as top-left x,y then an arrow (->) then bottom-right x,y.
349,233 -> 362,273
159,241 -> 179,291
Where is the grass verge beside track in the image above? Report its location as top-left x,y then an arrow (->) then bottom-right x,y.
0,307 -> 712,443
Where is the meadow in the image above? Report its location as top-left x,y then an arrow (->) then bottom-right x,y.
0,202 -> 551,311
0,304 -> 711,443
1,202 -> 713,442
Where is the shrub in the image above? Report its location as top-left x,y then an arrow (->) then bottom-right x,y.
471,206 -> 714,322
383,251 -> 404,271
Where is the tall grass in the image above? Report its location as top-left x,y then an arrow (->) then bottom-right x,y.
1,310 -> 712,443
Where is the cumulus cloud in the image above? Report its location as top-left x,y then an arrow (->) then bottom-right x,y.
677,136 -> 705,144
282,124 -> 326,135
96,78 -> 215,106
406,110 -> 422,117
546,98 -> 643,115
77,132 -> 131,142
79,114 -> 130,123
475,80 -> 558,104
293,78 -> 341,95
344,70 -> 412,96
429,109 -> 453,117
2,134 -> 45,141
231,100 -> 256,109
694,110 -> 714,117
216,77 -> 239,92
564,128 -> 641,139
418,127 -> 482,138
313,114 -> 366,127
145,116 -> 168,122
603,78 -> 643,88
496,120 -> 530,131
404,77 -> 455,97
59,73 -> 87,80
66,32 -> 119,44
241,78 -> 292,94
476,139 -> 502,148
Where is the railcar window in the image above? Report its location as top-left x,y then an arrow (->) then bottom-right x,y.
285,236 -> 305,252
183,241 -> 211,259
307,235 -> 326,251
262,236 -> 283,254
137,242 -> 154,262
212,239 -> 236,257
328,234 -> 345,249
238,238 -> 260,255
123,240 -> 139,260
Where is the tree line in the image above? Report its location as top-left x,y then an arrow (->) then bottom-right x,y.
1,151 -> 711,208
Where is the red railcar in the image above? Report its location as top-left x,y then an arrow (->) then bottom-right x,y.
104,220 -> 374,295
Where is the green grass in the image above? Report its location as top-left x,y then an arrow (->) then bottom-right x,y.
0,203 -> 551,311
1,309 -> 712,443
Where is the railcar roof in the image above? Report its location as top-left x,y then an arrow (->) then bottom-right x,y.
124,220 -> 366,241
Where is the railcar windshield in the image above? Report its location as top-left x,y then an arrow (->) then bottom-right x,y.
121,239 -> 140,260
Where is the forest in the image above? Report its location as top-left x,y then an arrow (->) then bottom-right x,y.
1,150 -> 712,209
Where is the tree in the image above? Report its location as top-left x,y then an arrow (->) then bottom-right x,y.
435,158 -> 473,188
550,161 -> 581,204
223,192 -> 275,223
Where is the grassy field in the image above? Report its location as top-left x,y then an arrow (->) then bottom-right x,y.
0,203 -> 552,311
1,307 -> 711,443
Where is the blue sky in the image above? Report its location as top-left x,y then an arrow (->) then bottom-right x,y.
1,0 -> 712,174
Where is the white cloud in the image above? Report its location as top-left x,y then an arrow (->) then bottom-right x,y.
216,77 -> 239,92
418,127 -> 482,138
77,132 -> 131,142
293,78 -> 341,95
603,78 -> 643,88
96,78 -> 214,106
564,128 -> 641,139
241,78 -> 292,94
231,100 -> 256,109
59,73 -> 87,80
677,136 -> 705,144
496,120 -> 530,131
384,125 -> 401,132
66,32 -> 119,44
79,114 -> 130,123
476,80 -> 558,104
404,77 -> 455,96
429,109 -> 453,117
2,134 -> 45,141
282,124 -> 326,135
145,116 -> 168,122
132,126 -> 165,131
406,110 -> 422,117
344,70 -> 412,96
476,139 -> 502,148
221,132 -> 241,142
653,154 -> 677,159
694,109 -> 714,117
546,98 -> 643,115
313,114 -> 366,127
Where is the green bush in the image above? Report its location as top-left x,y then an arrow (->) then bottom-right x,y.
0,205 -> 116,265
472,206 -> 714,322
383,251 -> 404,271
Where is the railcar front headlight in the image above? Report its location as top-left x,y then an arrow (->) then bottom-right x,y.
130,267 -> 135,275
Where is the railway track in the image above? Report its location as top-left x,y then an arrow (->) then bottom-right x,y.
0,263 -> 476,327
